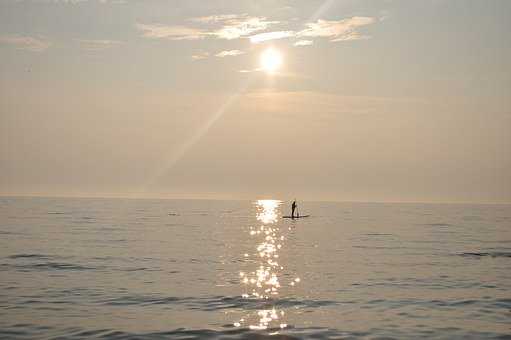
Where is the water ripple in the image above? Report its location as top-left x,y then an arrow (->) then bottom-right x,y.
2,325 -> 510,340
99,295 -> 338,311
460,252 -> 511,258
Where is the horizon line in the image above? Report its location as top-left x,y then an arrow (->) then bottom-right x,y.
1,193 -> 509,206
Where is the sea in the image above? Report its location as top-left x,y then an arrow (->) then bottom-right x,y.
1,197 -> 510,339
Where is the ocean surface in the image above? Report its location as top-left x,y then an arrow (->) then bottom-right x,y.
1,197 -> 510,339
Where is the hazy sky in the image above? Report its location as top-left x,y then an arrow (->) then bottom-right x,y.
1,0 -> 510,203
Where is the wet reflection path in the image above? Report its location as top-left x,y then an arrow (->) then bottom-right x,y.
234,200 -> 300,330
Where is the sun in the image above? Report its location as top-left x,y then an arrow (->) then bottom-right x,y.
260,48 -> 283,74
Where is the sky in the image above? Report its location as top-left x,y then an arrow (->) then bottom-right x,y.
0,0 -> 510,203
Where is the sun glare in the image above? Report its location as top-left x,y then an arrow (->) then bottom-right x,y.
260,48 -> 283,74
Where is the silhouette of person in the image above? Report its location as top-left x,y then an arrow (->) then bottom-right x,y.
291,200 -> 297,218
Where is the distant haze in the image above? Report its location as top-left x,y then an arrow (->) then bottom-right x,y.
1,0 -> 510,203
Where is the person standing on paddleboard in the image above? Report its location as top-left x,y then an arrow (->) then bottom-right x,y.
291,200 -> 297,218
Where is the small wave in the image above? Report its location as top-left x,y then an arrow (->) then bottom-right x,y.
20,299 -> 71,306
463,215 -> 482,221
5,261 -> 98,271
493,298 -> 511,309
78,217 -> 95,223
420,223 -> 456,227
7,254 -> 55,260
363,233 -> 394,236
0,231 -> 17,235
2,322 -> 511,339
121,267 -> 148,272
99,294 -> 338,311
460,252 -> 511,258
136,216 -> 159,221
120,267 -> 161,272
353,245 -> 408,249
190,211 -> 209,216
6,325 -> 510,340
360,297 -> 511,311
30,262 -> 97,271
7,325 -> 346,340
101,296 -> 184,306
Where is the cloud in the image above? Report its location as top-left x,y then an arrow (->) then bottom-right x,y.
76,39 -> 122,51
239,68 -> 262,73
190,14 -> 241,23
249,31 -> 295,43
330,32 -> 370,42
137,15 -> 375,47
137,15 -> 277,41
298,17 -> 375,42
293,39 -> 313,47
0,35 -> 51,52
136,23 -> 207,40
245,16 -> 375,44
191,52 -> 209,60
215,50 -> 245,57
212,15 -> 278,40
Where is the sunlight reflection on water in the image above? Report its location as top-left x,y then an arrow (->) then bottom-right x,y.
2,198 -> 510,338
234,199 -> 299,330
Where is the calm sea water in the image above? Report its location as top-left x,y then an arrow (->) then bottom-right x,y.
1,197 -> 510,339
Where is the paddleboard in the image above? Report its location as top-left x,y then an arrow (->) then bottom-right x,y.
282,215 -> 310,219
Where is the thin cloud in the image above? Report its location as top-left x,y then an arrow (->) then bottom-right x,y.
215,50 -> 245,57
137,15 -> 277,41
190,14 -> 241,23
298,17 -> 375,41
248,16 -> 375,44
293,39 -> 313,46
77,39 -> 123,51
191,52 -> 209,60
249,31 -> 294,43
330,32 -> 370,42
136,23 -> 207,40
213,15 -> 278,40
239,68 -> 262,73
238,68 -> 303,79
137,15 -> 375,47
0,34 -> 51,52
